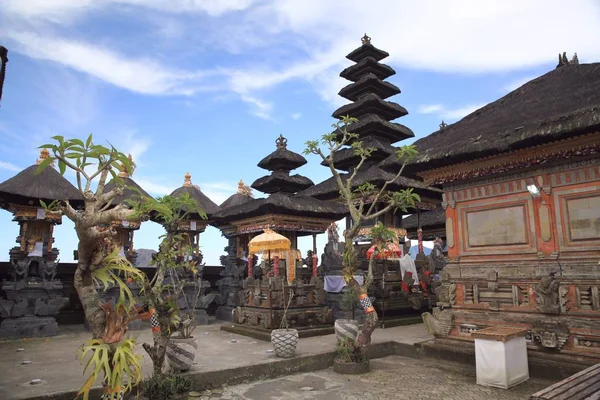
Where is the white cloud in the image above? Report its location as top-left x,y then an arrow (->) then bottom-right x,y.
132,178 -> 173,196
291,112 -> 302,120
240,94 -> 274,120
418,103 -> 486,121
0,160 -> 21,172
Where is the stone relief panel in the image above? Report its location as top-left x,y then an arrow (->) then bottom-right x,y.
466,206 -> 528,247
566,195 -> 600,241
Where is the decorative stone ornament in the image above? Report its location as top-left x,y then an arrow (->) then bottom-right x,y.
270,328 -> 299,358
334,319 -> 359,343
166,336 -> 198,372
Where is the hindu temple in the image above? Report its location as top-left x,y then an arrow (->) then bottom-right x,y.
213,134 -> 347,338
299,35 -> 444,324
0,149 -> 81,337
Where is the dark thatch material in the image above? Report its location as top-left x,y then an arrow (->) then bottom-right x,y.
334,114 -> 414,144
0,164 -> 83,207
383,63 -> 600,173
402,207 -> 445,230
220,192 -> 253,210
104,177 -> 152,207
332,93 -> 408,120
170,185 -> 220,218
321,136 -> 398,171
257,146 -> 307,171
212,192 -> 347,224
346,43 -> 389,63
338,73 -> 400,102
340,56 -> 395,82
297,163 -> 440,201
251,172 -> 313,194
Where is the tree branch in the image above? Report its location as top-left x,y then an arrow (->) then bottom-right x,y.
61,200 -> 80,222
366,158 -> 409,216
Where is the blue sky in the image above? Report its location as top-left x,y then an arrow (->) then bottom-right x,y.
1,0 -> 599,266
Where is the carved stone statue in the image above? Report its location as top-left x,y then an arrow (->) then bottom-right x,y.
422,307 -> 455,337
10,258 -> 30,281
40,258 -> 59,281
427,238 -> 446,273
535,273 -> 561,314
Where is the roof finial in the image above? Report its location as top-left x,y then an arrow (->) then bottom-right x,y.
36,148 -> 53,166
439,120 -> 448,131
237,179 -> 245,194
556,52 -> 579,68
118,154 -> 134,178
183,172 -> 192,187
275,134 -> 288,149
361,33 -> 371,45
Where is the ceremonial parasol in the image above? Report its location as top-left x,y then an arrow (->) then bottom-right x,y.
249,228 -> 291,255
366,242 -> 403,259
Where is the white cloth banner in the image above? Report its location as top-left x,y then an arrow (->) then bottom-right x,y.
399,255 -> 419,284
324,275 -> 364,293
28,241 -> 44,257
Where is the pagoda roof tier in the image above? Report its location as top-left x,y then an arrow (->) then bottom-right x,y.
340,56 -> 395,82
104,177 -> 152,207
333,93 -> 408,120
170,173 -> 220,219
212,192 -> 348,226
339,73 -> 401,102
386,62 -> 600,174
220,180 -> 254,210
251,171 -> 314,194
402,206 -> 445,231
0,151 -> 83,208
334,114 -> 415,144
346,35 -> 389,63
321,136 -> 397,171
297,163 -> 441,203
257,134 -> 307,171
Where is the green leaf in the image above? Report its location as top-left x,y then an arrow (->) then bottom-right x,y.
58,160 -> 66,175
35,157 -> 54,175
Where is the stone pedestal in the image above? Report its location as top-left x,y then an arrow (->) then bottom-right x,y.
0,316 -> 59,338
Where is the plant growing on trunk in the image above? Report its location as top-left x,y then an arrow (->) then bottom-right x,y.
304,116 -> 419,361
133,193 -> 206,375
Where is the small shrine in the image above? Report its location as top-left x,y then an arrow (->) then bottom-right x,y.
299,35 -> 443,324
214,180 -> 254,322
102,155 -> 152,265
213,135 -> 347,338
0,149 -> 82,337
166,172 -> 221,324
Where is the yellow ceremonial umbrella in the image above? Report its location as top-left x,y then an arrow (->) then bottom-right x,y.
248,229 -> 291,254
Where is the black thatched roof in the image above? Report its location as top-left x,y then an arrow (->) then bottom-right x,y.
339,73 -> 400,102
251,172 -> 313,194
170,182 -> 220,218
257,146 -> 307,171
0,163 -> 83,207
333,93 -> 408,120
334,114 -> 414,144
346,40 -> 389,63
385,63 -> 600,173
220,192 -> 253,210
297,163 -> 439,201
402,207 -> 445,230
104,177 -> 152,207
321,136 -> 398,171
212,192 -> 347,224
340,57 -> 395,82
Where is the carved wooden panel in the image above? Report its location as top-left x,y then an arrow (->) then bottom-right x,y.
466,206 -> 527,247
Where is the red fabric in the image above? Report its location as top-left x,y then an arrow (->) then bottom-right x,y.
273,256 -> 279,276
312,255 -> 318,277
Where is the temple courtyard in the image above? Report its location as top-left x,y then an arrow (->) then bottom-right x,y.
0,322 -> 555,400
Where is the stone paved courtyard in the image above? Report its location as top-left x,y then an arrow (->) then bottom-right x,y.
197,356 -> 552,400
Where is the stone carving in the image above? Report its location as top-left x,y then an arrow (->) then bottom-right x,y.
532,322 -> 570,350
534,273 -> 561,314
486,271 -> 498,292
422,307 -> 455,337
10,258 -> 31,281
40,258 -> 59,281
427,238 -> 447,273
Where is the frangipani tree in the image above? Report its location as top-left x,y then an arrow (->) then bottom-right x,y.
37,135 -> 205,399
304,116 -> 419,359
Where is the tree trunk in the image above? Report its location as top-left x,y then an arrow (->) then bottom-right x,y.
143,333 -> 169,376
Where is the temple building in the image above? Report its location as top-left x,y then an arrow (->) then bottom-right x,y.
0,149 -> 82,337
383,58 -> 600,366
213,134 -> 347,336
299,35 -> 444,323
